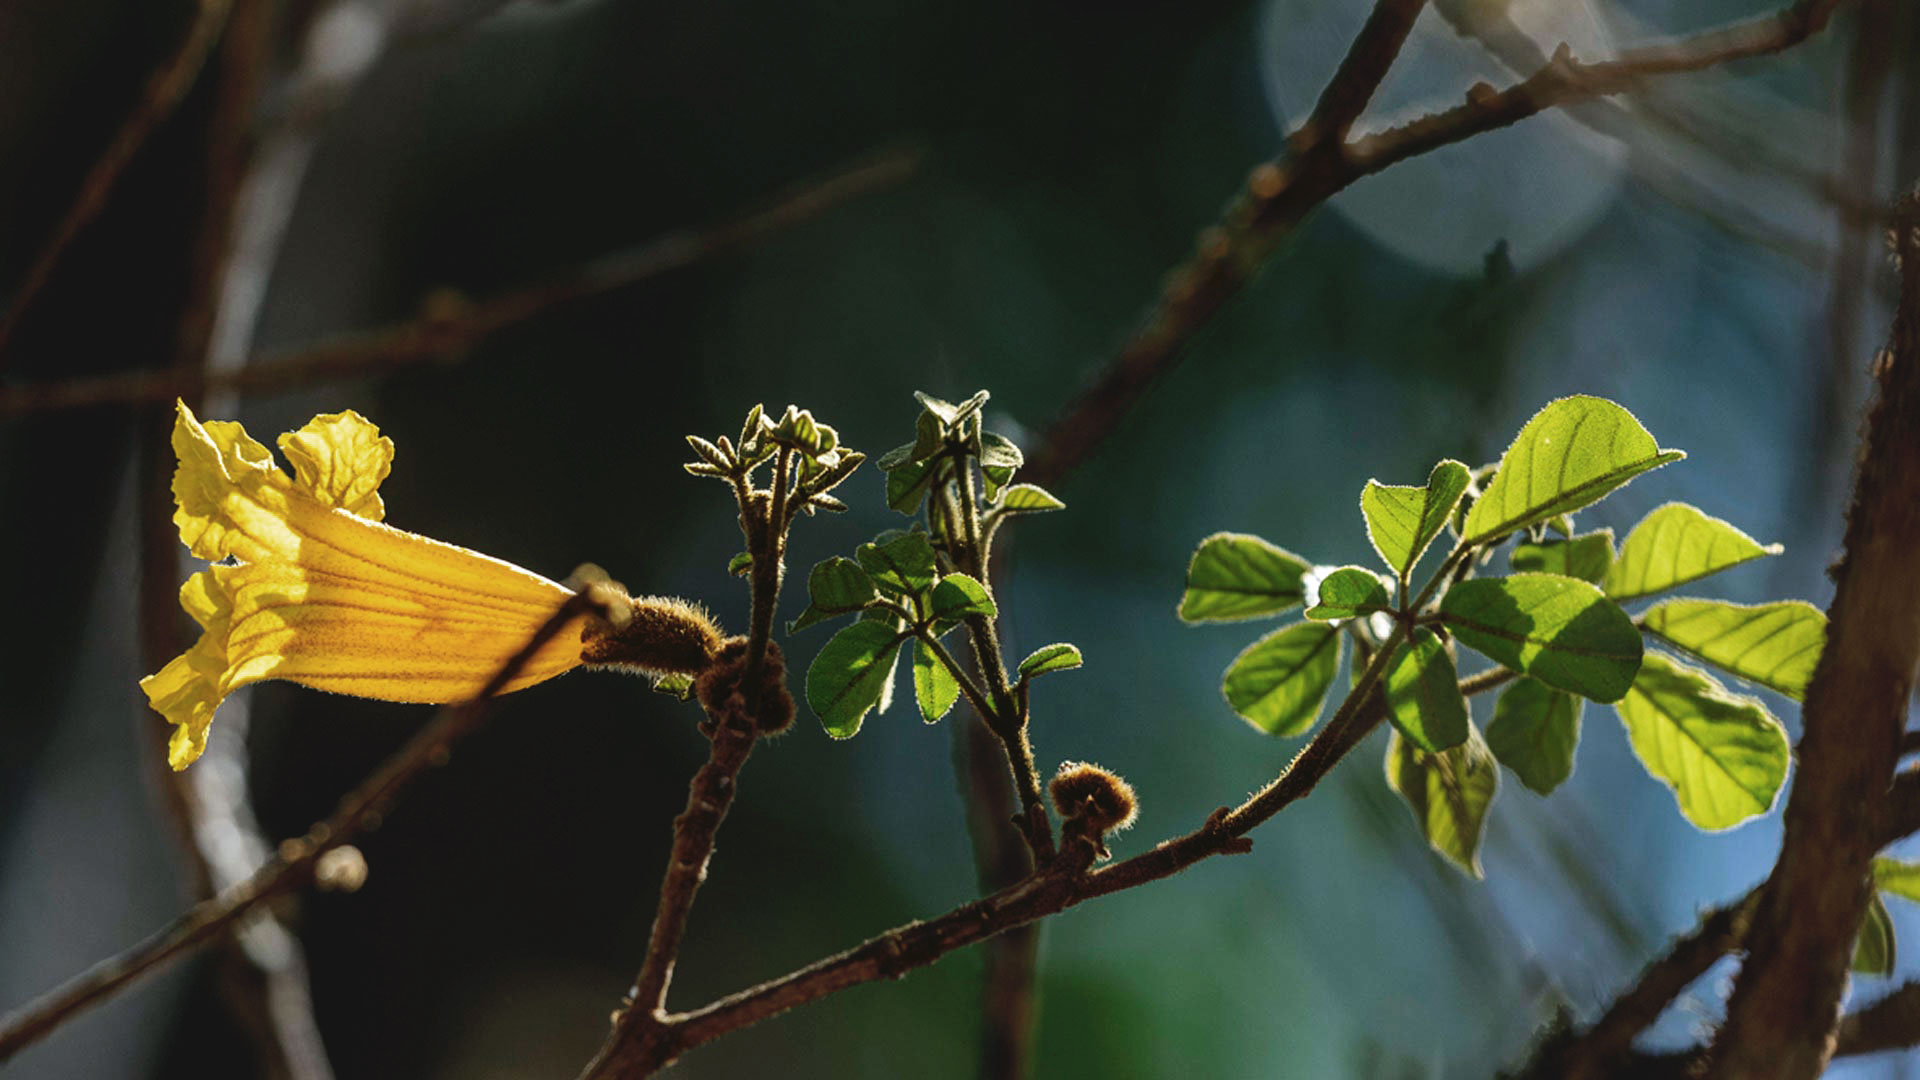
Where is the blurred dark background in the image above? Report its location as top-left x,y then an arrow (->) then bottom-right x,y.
1,0 -> 1916,1076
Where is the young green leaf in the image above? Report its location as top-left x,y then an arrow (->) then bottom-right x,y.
1462,396 -> 1684,545
1854,892 -> 1896,976
1510,529 -> 1614,585
727,552 -> 755,576
979,431 -> 1024,500
885,455 -> 940,513
929,573 -> 997,622
1383,628 -> 1469,752
1640,599 -> 1826,701
1604,502 -> 1783,602
1361,459 -> 1472,580
998,483 -> 1065,513
1303,566 -> 1395,621
806,620 -> 909,738
1178,533 -> 1311,623
857,532 -> 938,596
913,638 -> 960,723
1438,573 -> 1642,702
650,672 -> 696,700
1486,676 -> 1583,795
1615,652 -> 1790,831
787,605 -> 838,635
1874,858 -> 1920,905
808,557 -> 878,612
1221,621 -> 1342,736
1385,725 -> 1499,879
1018,643 -> 1083,679
913,390 -> 960,426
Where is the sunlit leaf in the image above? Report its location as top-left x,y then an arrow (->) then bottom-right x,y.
808,557 -> 877,612
1178,533 -> 1310,623
929,573 -> 997,622
1018,643 -> 1083,679
1615,652 -> 1790,831
1640,599 -> 1826,701
1304,566 -> 1395,621
857,532 -> 938,596
1221,621 -> 1341,736
885,455 -> 940,514
979,431 -> 1024,500
1605,502 -> 1783,602
1854,892 -> 1896,976
1362,459 -> 1472,579
1438,573 -> 1642,703
1486,676 -> 1582,795
1385,724 -> 1499,878
1462,396 -> 1683,544
1384,628 -> 1468,752
999,483 -> 1065,513
1511,529 -> 1614,585
1874,858 -> 1920,905
913,638 -> 960,723
806,620 -> 908,738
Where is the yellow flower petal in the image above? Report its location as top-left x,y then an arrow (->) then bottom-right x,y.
146,401 -> 590,769
277,410 -> 393,521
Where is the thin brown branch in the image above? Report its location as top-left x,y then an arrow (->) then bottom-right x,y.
1834,981 -> 1920,1058
0,0 -> 234,363
593,661 -> 1512,1073
1026,0 -> 1845,488
0,590 -> 607,1062
0,146 -> 923,418
1708,192 -> 1920,1078
1306,0 -> 1430,140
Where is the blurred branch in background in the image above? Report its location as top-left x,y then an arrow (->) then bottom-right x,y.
0,145 -> 922,418
0,592 -> 608,1064
130,2 -> 335,1078
1028,0 -> 1851,489
0,0 -> 233,365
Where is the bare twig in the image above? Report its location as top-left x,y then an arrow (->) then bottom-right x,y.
1834,981 -> 1920,1058
0,0 -> 234,363
0,591 -> 606,1062
0,146 -> 923,418
1026,0 -> 1847,488
1708,191 -> 1920,1078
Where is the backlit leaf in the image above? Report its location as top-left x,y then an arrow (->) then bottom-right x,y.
1854,892 -> 1896,976
1386,724 -> 1499,878
1640,599 -> 1826,701
1383,628 -> 1468,752
1304,566 -> 1395,621
1221,621 -> 1341,736
1511,529 -> 1614,585
1362,459 -> 1472,579
1178,533 -> 1310,623
913,638 -> 960,723
1018,643 -> 1083,679
1605,502 -> 1782,602
1439,573 -> 1642,702
1615,652 -> 1790,831
1462,396 -> 1683,544
806,620 -> 909,738
1486,676 -> 1582,795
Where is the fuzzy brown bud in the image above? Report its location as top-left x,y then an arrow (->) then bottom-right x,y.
1049,761 -> 1138,835
580,589 -> 725,676
695,637 -> 796,734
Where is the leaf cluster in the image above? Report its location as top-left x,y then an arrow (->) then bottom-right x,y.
1179,396 -> 1819,876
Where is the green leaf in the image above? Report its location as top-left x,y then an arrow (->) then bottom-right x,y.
1017,642 -> 1084,679
1221,622 -> 1341,736
1438,574 -> 1643,703
1462,396 -> 1684,545
1178,533 -> 1311,623
913,638 -> 960,723
929,573 -> 997,622
1511,529 -> 1615,585
807,557 -> 876,612
1854,892 -> 1897,976
1604,503 -> 1783,602
1486,676 -> 1583,794
1362,459 -> 1472,579
1616,652 -> 1790,830
1304,566 -> 1395,621
1385,725 -> 1499,878
1874,858 -> 1920,905
911,410 -> 945,462
806,620 -> 909,738
650,672 -> 696,700
727,551 -> 754,576
1640,599 -> 1826,701
913,390 -> 959,426
999,483 -> 1065,513
787,605 -> 838,635
885,455 -> 940,513
1383,628 -> 1469,753
857,533 -> 938,596
979,431 -> 1024,500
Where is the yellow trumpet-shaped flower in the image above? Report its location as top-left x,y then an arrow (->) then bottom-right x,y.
141,402 -> 715,771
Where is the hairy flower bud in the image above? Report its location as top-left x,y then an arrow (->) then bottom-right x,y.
1049,761 -> 1138,835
